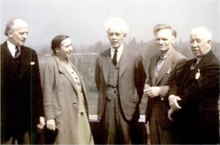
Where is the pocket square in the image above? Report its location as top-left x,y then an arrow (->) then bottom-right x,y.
30,62 -> 35,65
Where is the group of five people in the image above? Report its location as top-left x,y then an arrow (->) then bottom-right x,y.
1,17 -> 219,144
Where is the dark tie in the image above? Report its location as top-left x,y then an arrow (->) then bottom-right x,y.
15,46 -> 21,58
112,49 -> 118,66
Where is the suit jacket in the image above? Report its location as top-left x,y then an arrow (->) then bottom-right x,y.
95,47 -> 146,121
0,42 -> 44,142
169,50 -> 219,144
145,48 -> 186,128
42,55 -> 89,143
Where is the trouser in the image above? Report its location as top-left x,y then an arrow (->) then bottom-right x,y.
101,88 -> 138,144
149,115 -> 176,144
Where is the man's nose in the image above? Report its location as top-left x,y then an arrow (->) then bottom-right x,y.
191,41 -> 198,46
158,39 -> 163,44
23,33 -> 28,39
69,46 -> 73,51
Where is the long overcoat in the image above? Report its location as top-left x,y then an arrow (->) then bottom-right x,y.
1,42 -> 44,142
42,55 -> 89,144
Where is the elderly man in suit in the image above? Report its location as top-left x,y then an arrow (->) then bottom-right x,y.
144,24 -> 186,144
0,18 -> 45,144
168,27 -> 219,144
95,17 -> 146,144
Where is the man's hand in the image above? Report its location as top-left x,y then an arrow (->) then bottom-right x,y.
144,86 -> 161,98
168,94 -> 182,110
46,119 -> 56,131
37,116 -> 45,129
168,108 -> 175,121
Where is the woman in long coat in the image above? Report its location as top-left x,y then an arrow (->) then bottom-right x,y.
41,35 -> 94,144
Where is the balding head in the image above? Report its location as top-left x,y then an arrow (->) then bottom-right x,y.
5,18 -> 29,46
5,18 -> 28,36
191,27 -> 212,41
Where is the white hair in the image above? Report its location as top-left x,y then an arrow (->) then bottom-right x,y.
191,27 -> 212,41
104,17 -> 129,34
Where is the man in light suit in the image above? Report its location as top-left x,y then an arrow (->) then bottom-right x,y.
144,24 -> 186,144
168,27 -> 219,144
0,18 -> 45,144
95,17 -> 146,144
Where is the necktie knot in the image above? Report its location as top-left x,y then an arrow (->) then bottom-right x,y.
113,49 -> 118,66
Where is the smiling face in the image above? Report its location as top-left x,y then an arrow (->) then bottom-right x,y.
8,19 -> 29,46
56,38 -> 73,60
155,29 -> 175,53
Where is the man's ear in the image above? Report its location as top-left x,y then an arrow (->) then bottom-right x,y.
171,36 -> 176,43
207,40 -> 212,49
8,30 -> 13,38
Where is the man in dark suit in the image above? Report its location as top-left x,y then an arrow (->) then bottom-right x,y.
168,27 -> 219,144
144,24 -> 186,144
95,17 -> 146,144
1,18 -> 45,144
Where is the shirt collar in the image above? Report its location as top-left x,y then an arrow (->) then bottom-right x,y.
7,41 -> 20,57
110,44 -> 124,60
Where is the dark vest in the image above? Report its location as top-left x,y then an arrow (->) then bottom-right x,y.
10,54 -> 21,88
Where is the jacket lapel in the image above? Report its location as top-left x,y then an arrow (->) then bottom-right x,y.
1,43 -> 29,80
150,54 -> 159,85
101,49 -> 111,83
119,47 -> 131,78
156,49 -> 174,85
19,46 -> 31,80
194,51 -> 213,71
54,56 -> 78,92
